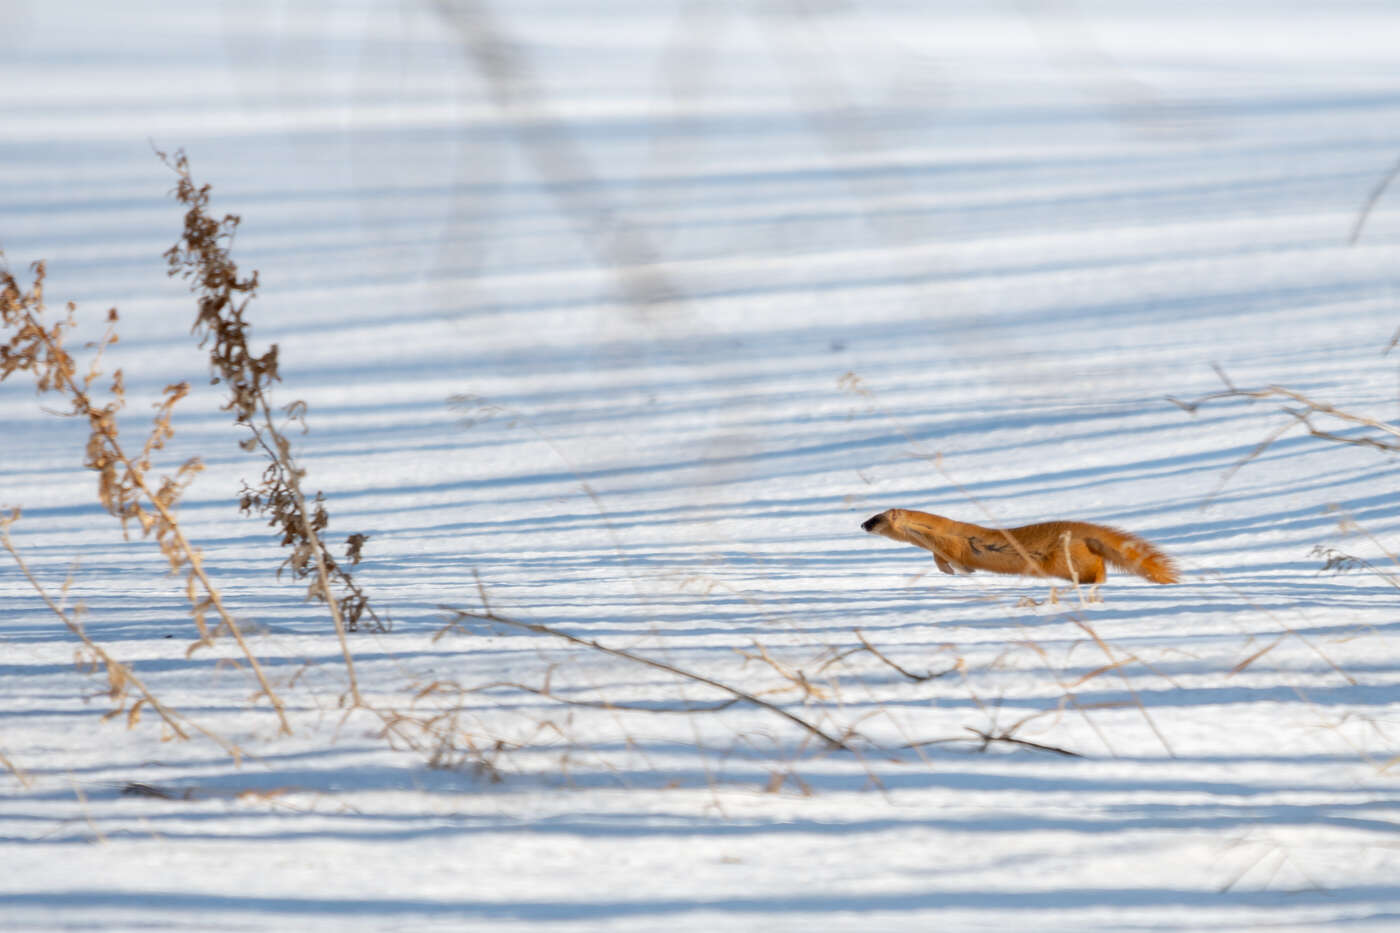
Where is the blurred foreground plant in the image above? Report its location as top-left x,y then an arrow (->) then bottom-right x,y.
160,149 -> 388,703
0,256 -> 289,734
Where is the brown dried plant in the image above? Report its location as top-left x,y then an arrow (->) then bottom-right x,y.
1170,365 -> 1400,591
0,257 -> 289,734
158,149 -> 386,704
437,604 -> 856,752
1,509 -> 243,758
1169,364 -> 1400,500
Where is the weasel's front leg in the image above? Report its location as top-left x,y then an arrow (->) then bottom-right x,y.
934,553 -> 974,574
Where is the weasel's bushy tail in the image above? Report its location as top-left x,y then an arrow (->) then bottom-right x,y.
1084,526 -> 1179,584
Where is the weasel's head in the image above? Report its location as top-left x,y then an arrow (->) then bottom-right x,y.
861,510 -> 900,538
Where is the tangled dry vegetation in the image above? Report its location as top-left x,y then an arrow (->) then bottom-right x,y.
162,150 -> 385,653
1,252 -> 288,739
157,149 -> 389,716
0,149 -> 388,743
0,154 -> 895,777
2,151 -> 1396,789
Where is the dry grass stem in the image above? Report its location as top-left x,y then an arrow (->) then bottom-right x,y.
899,710 -> 1084,758
1170,368 -> 1400,503
852,629 -> 958,682
439,605 -> 856,752
2,511 -> 244,757
1,258 -> 290,734
964,726 -> 1084,757
1350,152 -> 1400,245
417,678 -> 743,715
0,748 -> 31,788
158,148 -> 385,704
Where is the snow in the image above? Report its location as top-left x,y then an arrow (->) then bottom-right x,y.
3,1 -> 1400,929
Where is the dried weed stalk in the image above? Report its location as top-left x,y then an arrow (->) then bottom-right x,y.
900,713 -> 1085,758
158,149 -> 384,701
0,748 -> 28,788
851,629 -> 960,682
0,259 -> 288,734
437,604 -> 856,752
1169,365 -> 1400,502
1172,365 -> 1400,589
1350,152 -> 1400,245
2,510 -> 242,757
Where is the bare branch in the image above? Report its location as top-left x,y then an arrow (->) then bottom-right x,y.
439,605 -> 856,752
900,727 -> 1083,758
1170,373 -> 1400,506
441,679 -> 744,715
854,629 -> 957,682
964,727 -> 1084,758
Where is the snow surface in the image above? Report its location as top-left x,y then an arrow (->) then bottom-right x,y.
4,1 -> 1400,930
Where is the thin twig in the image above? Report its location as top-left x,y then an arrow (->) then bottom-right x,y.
899,728 -> 1083,758
1169,383 -> 1400,445
1,515 -> 243,757
1169,374 -> 1400,506
0,748 -> 30,788
854,629 -> 956,682
1349,152 -> 1400,245
450,679 -> 744,714
1067,615 -> 1174,757
439,605 -> 856,752
964,727 -> 1085,758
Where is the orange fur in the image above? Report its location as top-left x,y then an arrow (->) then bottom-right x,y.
861,508 -> 1178,585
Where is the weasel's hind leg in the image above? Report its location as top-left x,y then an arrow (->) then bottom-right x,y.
1053,536 -> 1105,585
1076,553 -> 1106,585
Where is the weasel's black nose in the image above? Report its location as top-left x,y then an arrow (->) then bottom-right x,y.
861,515 -> 881,532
